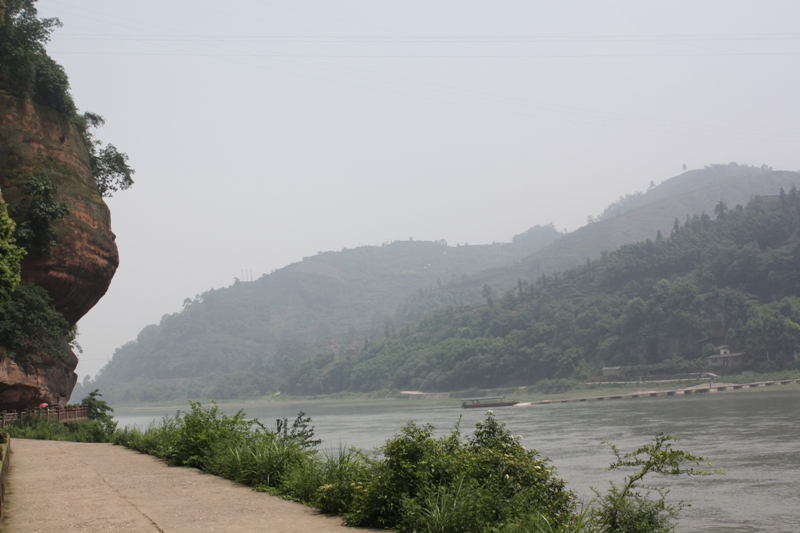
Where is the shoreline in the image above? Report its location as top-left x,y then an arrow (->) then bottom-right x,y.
523,378 -> 800,406
110,376 -> 800,414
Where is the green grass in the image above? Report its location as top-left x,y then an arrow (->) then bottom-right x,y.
3,416 -> 115,443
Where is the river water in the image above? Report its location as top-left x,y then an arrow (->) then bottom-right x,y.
115,387 -> 800,532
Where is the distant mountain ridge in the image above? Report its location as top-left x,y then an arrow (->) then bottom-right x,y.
593,163 -> 776,221
82,164 -> 800,402
452,165 -> 800,294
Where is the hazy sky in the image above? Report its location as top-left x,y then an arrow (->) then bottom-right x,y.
33,1 -> 800,379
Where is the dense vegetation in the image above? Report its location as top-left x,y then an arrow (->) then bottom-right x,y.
110,402 -> 709,533
496,164 -> 799,285
284,190 -> 800,394
0,199 -> 24,307
0,0 -> 75,116
87,228 -> 563,402
0,196 -> 71,363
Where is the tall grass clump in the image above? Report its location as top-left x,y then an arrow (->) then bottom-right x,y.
311,445 -> 371,514
111,402 -> 324,493
206,434 -> 312,489
111,415 -> 181,455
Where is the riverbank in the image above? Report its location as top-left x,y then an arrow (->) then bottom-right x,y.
523,378 -> 800,406
108,373 -> 800,417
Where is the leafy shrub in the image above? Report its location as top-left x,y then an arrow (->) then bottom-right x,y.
398,478 -> 494,533
80,389 -> 117,438
9,175 -> 69,256
345,413 -> 574,531
274,411 -> 321,449
161,401 -> 254,468
589,433 -> 716,533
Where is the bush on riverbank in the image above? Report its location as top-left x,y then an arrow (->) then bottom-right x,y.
110,402 -> 711,532
342,416 -> 574,531
3,416 -> 113,442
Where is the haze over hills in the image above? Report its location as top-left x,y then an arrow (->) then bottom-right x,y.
81,164 -> 800,402
282,190 -> 800,395
81,225 -> 561,401
397,164 -> 800,311
523,164 -> 797,275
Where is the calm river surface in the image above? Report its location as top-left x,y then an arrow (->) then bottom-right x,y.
116,387 -> 800,532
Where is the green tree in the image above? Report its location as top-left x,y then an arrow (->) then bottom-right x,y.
80,112 -> 134,197
0,199 -> 25,307
0,0 -> 75,117
80,389 -> 117,439
482,284 -> 494,307
9,175 -> 68,255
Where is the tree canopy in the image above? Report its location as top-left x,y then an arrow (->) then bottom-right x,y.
0,0 -> 75,116
80,112 -> 135,197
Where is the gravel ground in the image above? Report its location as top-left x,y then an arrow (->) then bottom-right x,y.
3,439 -> 378,533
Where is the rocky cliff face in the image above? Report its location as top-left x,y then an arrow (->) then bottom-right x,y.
0,92 -> 119,409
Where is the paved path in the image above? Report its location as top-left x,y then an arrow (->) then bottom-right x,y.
4,439 -> 377,533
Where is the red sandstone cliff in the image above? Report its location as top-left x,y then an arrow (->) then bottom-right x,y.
0,91 -> 119,409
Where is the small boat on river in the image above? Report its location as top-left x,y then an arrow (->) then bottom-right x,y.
460,396 -> 519,408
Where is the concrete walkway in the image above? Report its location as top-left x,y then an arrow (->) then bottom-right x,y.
4,439 -> 378,533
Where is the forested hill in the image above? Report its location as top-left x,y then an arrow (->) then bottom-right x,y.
395,165 -> 800,328
451,165 -> 799,296
87,225 -> 561,401
284,190 -> 800,395
85,165 -> 800,403
520,165 -> 798,276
